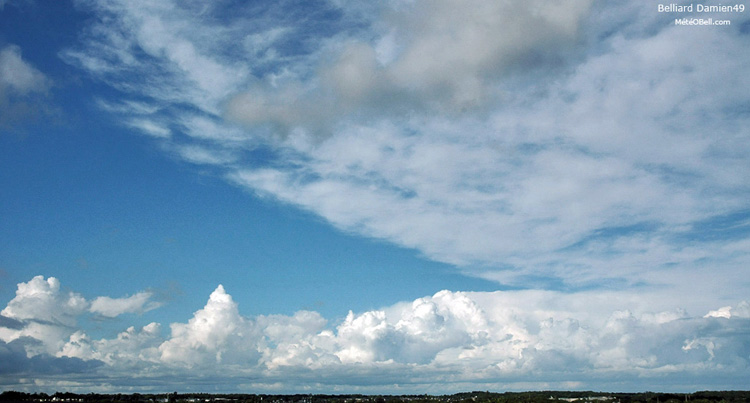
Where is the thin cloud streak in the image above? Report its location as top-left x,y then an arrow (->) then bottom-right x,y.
89,292 -> 161,318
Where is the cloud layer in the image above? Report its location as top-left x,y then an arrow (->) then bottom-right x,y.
1,276 -> 749,393
59,0 -> 750,298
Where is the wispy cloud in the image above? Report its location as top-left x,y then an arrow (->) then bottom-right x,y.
59,0 -> 750,298
89,292 -> 160,318
0,45 -> 48,94
0,44 -> 52,130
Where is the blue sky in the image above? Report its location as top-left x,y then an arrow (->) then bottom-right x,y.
1,0 -> 750,394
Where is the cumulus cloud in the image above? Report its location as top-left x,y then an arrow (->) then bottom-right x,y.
58,323 -> 162,367
705,302 -> 750,320
0,276 -> 160,358
0,338 -> 104,376
335,291 -> 491,365
158,285 -> 260,367
0,276 -> 88,355
3,276 -> 749,392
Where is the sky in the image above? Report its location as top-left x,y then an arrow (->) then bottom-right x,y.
1,0 -> 749,395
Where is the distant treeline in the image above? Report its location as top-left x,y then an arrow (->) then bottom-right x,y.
2,390 -> 750,403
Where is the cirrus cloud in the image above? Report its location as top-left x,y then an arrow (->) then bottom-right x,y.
59,0 -> 750,299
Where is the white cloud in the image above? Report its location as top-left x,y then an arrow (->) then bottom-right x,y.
257,310 -> 336,370
227,15 -> 750,293
54,0 -> 750,390
176,145 -> 238,165
125,118 -> 171,138
1,276 -> 86,326
227,0 -> 595,129
0,276 -> 87,355
58,323 -> 162,367
4,277 -> 750,392
157,285 -> 260,367
89,292 -> 160,318
704,302 -> 750,320
332,290 -> 497,366
95,98 -> 161,115
0,276 -> 159,358
59,0 -> 750,300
